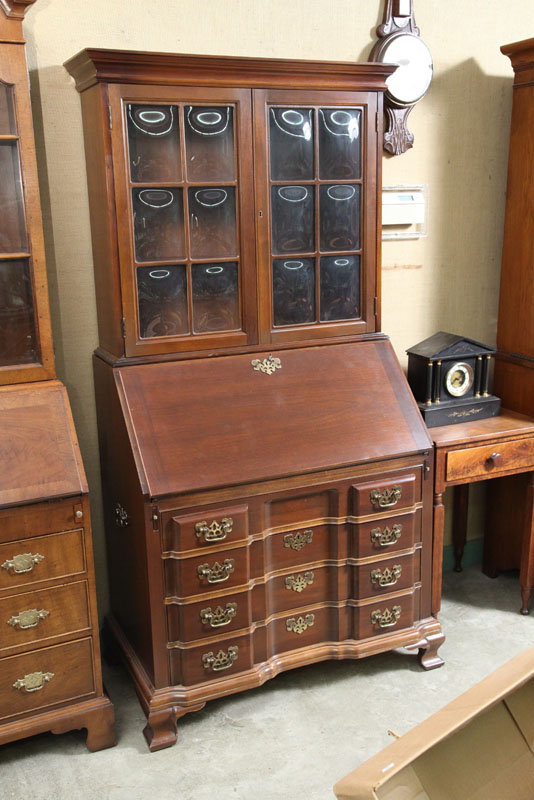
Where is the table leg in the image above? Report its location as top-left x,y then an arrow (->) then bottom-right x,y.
452,484 -> 469,573
519,472 -> 534,615
432,491 -> 445,616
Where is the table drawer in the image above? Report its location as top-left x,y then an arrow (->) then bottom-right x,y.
0,529 -> 86,593
355,592 -> 415,639
0,581 -> 90,653
163,505 -> 249,552
446,437 -> 534,482
352,473 -> 420,517
353,509 -> 420,558
164,545 -> 249,598
0,637 -> 95,721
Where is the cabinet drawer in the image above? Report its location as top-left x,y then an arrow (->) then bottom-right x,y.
352,473 -> 420,517
169,632 -> 253,686
354,553 -> 418,600
0,637 -> 95,721
269,565 -> 348,615
355,592 -> 415,639
164,545 -> 249,598
265,525 -> 338,571
167,589 -> 251,643
0,498 -> 84,544
0,581 -> 90,653
163,505 -> 249,552
271,604 -> 349,656
0,529 -> 86,593
446,437 -> 534,482
353,510 -> 420,558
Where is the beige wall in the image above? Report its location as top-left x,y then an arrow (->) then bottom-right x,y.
22,0 -> 534,611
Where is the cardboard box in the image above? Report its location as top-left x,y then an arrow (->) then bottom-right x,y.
334,648 -> 534,800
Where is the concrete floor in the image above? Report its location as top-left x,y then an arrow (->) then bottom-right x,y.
2,566 -> 533,800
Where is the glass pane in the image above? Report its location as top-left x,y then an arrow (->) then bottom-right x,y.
319,108 -> 361,180
271,185 -> 315,255
137,265 -> 188,338
269,107 -> 314,181
184,106 -> 235,182
0,142 -> 27,254
0,259 -> 38,365
272,258 -> 315,326
127,104 -> 181,183
132,188 -> 185,262
320,255 -> 360,321
319,184 -> 360,252
192,262 -> 240,333
188,187 -> 237,259
0,82 -> 16,135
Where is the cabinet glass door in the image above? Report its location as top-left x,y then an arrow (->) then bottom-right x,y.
255,90 -> 377,343
111,86 -> 256,355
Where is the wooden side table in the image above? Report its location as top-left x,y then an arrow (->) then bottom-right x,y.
431,410 -> 534,615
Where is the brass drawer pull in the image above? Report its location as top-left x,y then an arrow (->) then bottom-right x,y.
197,559 -> 235,584
286,614 -> 315,634
285,571 -> 314,593
8,608 -> 50,630
195,517 -> 233,543
371,605 -> 401,628
200,602 -> 237,628
2,552 -> 44,575
370,485 -> 402,509
13,671 -> 54,693
370,565 -> 402,588
251,354 -> 281,375
202,645 -> 239,672
370,524 -> 402,547
283,530 -> 313,551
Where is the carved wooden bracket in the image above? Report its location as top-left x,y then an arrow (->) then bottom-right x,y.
377,0 -> 419,37
384,106 -> 414,156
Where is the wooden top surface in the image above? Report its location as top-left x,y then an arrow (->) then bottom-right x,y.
430,410 -> 534,449
116,339 -> 431,498
0,380 -> 86,507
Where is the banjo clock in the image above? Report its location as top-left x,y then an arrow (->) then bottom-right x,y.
370,0 -> 433,155
407,332 -> 501,427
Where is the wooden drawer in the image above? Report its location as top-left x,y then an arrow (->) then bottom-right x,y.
167,588 -> 252,643
169,632 -> 253,686
268,565 -> 349,615
270,604 -> 350,656
0,529 -> 86,593
353,509 -> 420,558
164,545 -> 249,598
0,581 -> 90,653
0,498 -> 84,544
446,437 -> 534,483
0,637 -> 95,721
163,504 -> 249,552
265,525 -> 339,571
354,552 -> 418,600
355,591 -> 415,639
352,473 -> 420,517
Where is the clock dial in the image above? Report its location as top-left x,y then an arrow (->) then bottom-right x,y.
379,33 -> 433,106
445,362 -> 473,398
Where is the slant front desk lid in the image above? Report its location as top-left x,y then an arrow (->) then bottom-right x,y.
116,339 -> 431,498
0,381 -> 87,507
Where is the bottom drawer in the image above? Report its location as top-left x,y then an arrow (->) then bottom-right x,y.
355,591 -> 415,639
169,632 -> 254,686
0,637 -> 95,721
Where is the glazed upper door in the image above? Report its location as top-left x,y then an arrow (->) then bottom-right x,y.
254,90 -> 378,344
108,84 -> 257,357
0,57 -> 54,384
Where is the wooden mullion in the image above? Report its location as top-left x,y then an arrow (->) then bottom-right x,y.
314,106 -> 321,323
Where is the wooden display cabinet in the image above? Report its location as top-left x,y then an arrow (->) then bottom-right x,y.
0,1 -> 114,750
65,48 -> 445,751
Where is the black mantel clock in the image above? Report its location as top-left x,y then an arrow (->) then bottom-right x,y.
407,332 -> 501,427
369,0 -> 433,155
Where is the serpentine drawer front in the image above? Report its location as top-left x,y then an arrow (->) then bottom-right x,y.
446,437 -> 534,482
351,472 -> 420,516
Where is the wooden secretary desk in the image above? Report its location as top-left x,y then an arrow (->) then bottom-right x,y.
65,48 -> 445,751
0,1 -> 114,750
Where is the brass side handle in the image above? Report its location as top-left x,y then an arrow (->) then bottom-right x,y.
197,559 -> 235,584
200,602 -> 237,628
370,485 -> 402,509
202,646 -> 239,672
285,572 -> 314,593
195,517 -> 233,543
283,530 -> 313,551
286,614 -> 315,634
8,608 -> 50,630
115,503 -> 129,528
370,524 -> 402,547
371,606 -> 401,629
13,671 -> 54,693
370,565 -> 402,588
1,553 -> 44,575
